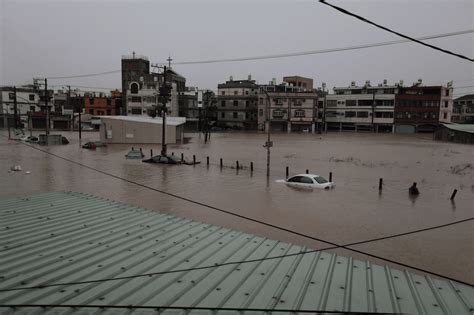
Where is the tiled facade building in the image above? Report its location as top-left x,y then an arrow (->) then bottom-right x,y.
452,94 -> 474,124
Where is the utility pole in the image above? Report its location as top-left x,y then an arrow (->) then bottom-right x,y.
67,85 -> 72,132
371,90 -> 375,132
45,78 -> 49,137
160,66 -> 170,156
322,82 -> 327,133
13,86 -> 18,130
78,96 -> 82,140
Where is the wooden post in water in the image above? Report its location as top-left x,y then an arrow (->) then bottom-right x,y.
329,172 -> 333,182
193,155 -> 196,165
250,162 -> 254,172
379,178 -> 383,190
286,166 -> 289,179
181,153 -> 184,162
220,158 -> 223,168
236,161 -> 239,169
450,189 -> 458,200
206,156 -> 209,166
171,152 -> 174,156
306,169 -> 309,174
150,149 -> 153,157
140,148 -> 142,153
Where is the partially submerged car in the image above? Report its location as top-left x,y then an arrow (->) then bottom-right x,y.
142,154 -> 182,164
125,149 -> 144,159
276,174 -> 335,189
82,141 -> 106,149
19,135 -> 39,143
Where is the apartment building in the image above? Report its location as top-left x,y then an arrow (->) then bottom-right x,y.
121,53 -> 185,117
452,94 -> 474,123
216,76 -> 258,130
83,90 -> 121,116
178,87 -> 215,130
394,81 -> 453,133
325,80 -> 397,132
0,85 -> 41,128
258,77 -> 318,132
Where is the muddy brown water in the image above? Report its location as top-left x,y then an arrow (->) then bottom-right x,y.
1,130 -> 473,284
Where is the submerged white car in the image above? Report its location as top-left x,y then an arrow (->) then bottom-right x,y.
276,174 -> 335,189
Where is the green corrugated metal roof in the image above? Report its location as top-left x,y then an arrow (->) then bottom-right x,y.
1,192 -> 472,314
441,123 -> 474,133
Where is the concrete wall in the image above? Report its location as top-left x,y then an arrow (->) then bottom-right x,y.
100,119 -> 180,144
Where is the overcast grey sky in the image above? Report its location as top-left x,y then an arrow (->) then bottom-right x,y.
1,0 -> 473,96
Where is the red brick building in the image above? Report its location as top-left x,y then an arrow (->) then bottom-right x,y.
83,90 -> 122,116
394,84 -> 452,133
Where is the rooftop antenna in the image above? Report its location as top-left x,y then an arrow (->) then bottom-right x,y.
167,56 -> 173,69
132,51 -> 136,59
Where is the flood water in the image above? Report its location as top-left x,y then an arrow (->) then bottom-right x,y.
1,130 -> 473,284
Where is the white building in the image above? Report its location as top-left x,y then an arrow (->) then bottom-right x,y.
100,116 -> 186,144
0,85 -> 41,128
325,80 -> 399,132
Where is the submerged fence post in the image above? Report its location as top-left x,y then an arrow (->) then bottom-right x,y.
220,158 -> 223,168
250,162 -> 254,172
329,172 -> 333,182
450,189 -> 458,200
150,149 -> 153,157
236,161 -> 239,169
193,155 -> 196,165
171,152 -> 174,156
379,178 -> 383,190
181,153 -> 184,162
286,166 -> 289,179
206,156 -> 209,166
140,148 -> 142,153
306,169 -> 309,174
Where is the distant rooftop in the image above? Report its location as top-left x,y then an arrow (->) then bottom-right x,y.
441,123 -> 474,134
1,192 -> 472,314
100,115 -> 186,126
454,94 -> 474,101
122,54 -> 149,61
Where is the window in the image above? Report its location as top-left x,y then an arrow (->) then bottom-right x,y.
30,106 -> 36,112
445,89 -> 449,96
245,91 -> 249,95
107,110 -> 111,115
246,100 -> 250,108
90,98 -> 94,105
221,91 -> 225,95
345,111 -> 356,118
288,176 -> 303,183
273,110 -> 284,118
221,112 -> 225,118
234,91 -> 238,95
29,94 -> 35,101
259,109 -> 264,116
357,111 -> 369,118
314,176 -> 328,184
318,101 -> 324,108
294,110 -> 305,117
89,109 -> 94,115
233,112 -> 238,119
345,100 -> 356,106
131,96 -> 141,103
300,176 -> 313,184
107,99 -> 112,106
130,83 -> 139,94
233,100 -> 238,106
259,98 -> 263,105
131,108 -> 142,115
326,100 -> 337,107
444,101 -> 448,108
443,112 -> 447,119
221,100 -> 226,107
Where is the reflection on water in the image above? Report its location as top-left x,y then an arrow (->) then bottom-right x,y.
1,130 -> 473,283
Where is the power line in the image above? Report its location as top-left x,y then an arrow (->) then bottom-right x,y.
4,140 -> 471,287
49,85 -> 120,91
44,29 -> 473,79
0,216 -> 471,292
318,0 -> 474,62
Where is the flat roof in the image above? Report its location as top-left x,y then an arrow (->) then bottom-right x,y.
441,123 -> 474,134
100,115 -> 186,126
1,192 -> 472,314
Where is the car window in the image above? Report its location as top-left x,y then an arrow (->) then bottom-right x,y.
288,176 -> 303,183
300,176 -> 313,184
314,176 -> 328,184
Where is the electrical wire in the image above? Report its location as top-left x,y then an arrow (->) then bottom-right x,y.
44,29 -> 473,79
1,140 -> 471,288
318,0 -> 473,62
0,305 -> 390,314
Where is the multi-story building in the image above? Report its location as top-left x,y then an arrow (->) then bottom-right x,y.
325,80 -> 397,132
178,87 -> 215,130
216,76 -> 258,130
258,77 -> 318,132
394,80 -> 453,133
83,90 -> 121,116
452,94 -> 474,123
0,85 -> 41,128
121,53 -> 185,117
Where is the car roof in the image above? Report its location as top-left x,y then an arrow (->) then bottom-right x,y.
290,174 -> 321,177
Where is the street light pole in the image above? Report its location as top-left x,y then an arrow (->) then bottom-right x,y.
258,85 -> 272,177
